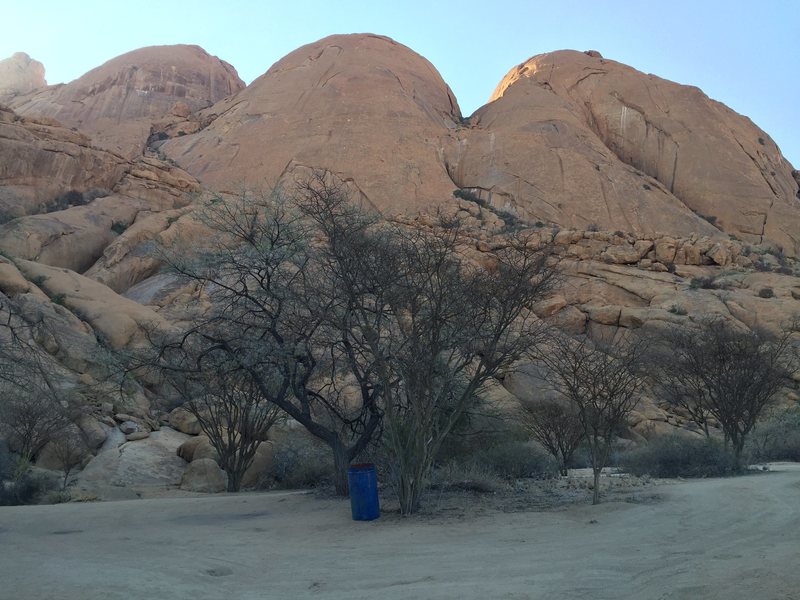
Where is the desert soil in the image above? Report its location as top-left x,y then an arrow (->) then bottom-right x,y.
1,463 -> 799,600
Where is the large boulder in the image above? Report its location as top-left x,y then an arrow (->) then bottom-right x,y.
168,407 -> 202,435
180,458 -> 226,493
241,441 -> 274,489
73,427 -> 191,499
177,435 -> 209,462
75,416 -> 109,451
0,106 -> 128,219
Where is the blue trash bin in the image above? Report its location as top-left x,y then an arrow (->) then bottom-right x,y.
348,463 -> 380,521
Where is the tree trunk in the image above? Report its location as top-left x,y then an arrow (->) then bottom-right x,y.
332,443 -> 350,496
733,438 -> 746,470
227,471 -> 241,493
592,467 -> 601,505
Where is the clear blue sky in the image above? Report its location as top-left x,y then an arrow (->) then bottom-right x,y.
3,0 -> 798,166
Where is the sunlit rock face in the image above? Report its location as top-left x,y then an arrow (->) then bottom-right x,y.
8,45 -> 244,158
161,34 -> 462,213
0,52 -> 46,101
484,50 -> 799,254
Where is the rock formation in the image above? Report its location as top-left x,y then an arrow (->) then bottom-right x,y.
0,52 -> 46,101
0,36 -> 798,490
489,50 -> 799,253
8,45 -> 244,157
161,34 -> 461,213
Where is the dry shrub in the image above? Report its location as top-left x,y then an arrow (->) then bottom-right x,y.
620,435 -> 740,478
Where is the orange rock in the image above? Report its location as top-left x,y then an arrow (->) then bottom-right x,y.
9,45 -> 244,157
162,34 -> 461,214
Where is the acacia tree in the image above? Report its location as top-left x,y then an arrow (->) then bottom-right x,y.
0,297 -> 71,462
50,432 -> 87,490
650,317 -> 798,463
519,400 -> 584,476
139,180 -> 386,495
538,334 -> 647,505
336,221 -> 558,515
159,352 -> 281,492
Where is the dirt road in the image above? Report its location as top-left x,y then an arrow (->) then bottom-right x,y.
1,464 -> 799,600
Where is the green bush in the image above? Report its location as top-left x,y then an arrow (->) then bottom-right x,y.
747,406 -> 800,462
436,412 -> 558,480
51,293 -> 67,306
689,276 -> 715,289
620,435 -> 741,478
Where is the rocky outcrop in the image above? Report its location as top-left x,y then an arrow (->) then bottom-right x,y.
0,52 -> 46,101
14,259 -> 168,348
0,156 -> 199,275
9,45 -> 244,157
493,50 -> 800,255
162,34 -> 461,213
0,106 -> 128,220
448,81 -> 721,240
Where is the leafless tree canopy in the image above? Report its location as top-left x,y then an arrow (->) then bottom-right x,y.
137,176 -> 388,494
0,295 -> 72,462
520,400 -> 584,476
50,432 -> 87,490
135,172 -> 559,505
649,317 -> 798,461
351,222 -> 558,514
536,333 -> 648,504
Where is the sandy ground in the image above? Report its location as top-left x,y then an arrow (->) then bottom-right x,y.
1,464 -> 799,600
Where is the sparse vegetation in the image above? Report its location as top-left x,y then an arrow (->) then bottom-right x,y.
689,275 -> 731,290
747,405 -> 800,462
51,293 -> 67,306
267,430 -> 334,490
452,188 -> 487,207
40,188 -> 109,215
649,317 -> 798,462
758,287 -> 775,298
621,435 -> 740,478
519,400 -> 584,476
668,304 -> 687,315
536,334 -> 648,504
111,222 -> 128,235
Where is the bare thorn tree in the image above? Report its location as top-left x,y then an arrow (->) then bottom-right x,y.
50,432 -> 87,490
537,334 -> 647,504
649,317 -> 798,463
137,177 -> 386,495
343,221 -> 559,514
519,399 -> 584,476
0,293 -> 73,462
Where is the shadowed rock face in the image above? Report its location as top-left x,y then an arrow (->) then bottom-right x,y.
9,45 -> 244,158
161,34 -> 462,213
0,52 -> 46,101
488,50 -> 799,254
